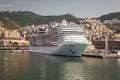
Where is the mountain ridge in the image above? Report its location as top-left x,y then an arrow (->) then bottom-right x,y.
99,12 -> 120,21
0,11 -> 79,29
0,11 -> 120,30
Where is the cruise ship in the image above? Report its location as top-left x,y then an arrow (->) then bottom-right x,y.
29,20 -> 90,57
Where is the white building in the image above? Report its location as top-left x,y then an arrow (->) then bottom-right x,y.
0,39 -> 29,46
0,29 -> 29,46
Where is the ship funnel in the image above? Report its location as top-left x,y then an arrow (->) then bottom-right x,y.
62,20 -> 67,26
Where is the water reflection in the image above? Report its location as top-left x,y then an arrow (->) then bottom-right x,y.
0,52 -> 120,80
29,54 -> 84,80
0,52 -> 29,80
82,57 -> 120,80
118,59 -> 120,66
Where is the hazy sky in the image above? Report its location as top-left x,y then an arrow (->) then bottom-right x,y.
0,0 -> 120,18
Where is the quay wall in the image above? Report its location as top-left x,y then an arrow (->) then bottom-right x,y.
92,40 -> 120,49
0,46 -> 29,50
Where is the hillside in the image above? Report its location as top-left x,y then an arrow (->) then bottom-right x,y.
99,12 -> 120,21
0,11 -> 120,31
45,14 -> 78,22
0,11 -> 78,29
99,12 -> 120,33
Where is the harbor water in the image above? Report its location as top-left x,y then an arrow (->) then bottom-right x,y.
0,52 -> 120,80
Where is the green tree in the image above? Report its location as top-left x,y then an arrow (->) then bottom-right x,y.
13,42 -> 19,46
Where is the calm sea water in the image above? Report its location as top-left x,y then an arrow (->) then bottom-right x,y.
0,52 -> 120,80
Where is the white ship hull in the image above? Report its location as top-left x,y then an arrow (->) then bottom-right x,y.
29,43 -> 88,57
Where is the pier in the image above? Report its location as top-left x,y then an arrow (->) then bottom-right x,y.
82,52 -> 120,58
83,37 -> 120,58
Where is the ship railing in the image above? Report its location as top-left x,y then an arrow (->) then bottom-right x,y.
51,41 -> 62,44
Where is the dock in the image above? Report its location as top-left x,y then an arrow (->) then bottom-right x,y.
82,53 -> 120,58
0,46 -> 29,53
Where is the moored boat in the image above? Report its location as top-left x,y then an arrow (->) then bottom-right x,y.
29,20 -> 90,57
